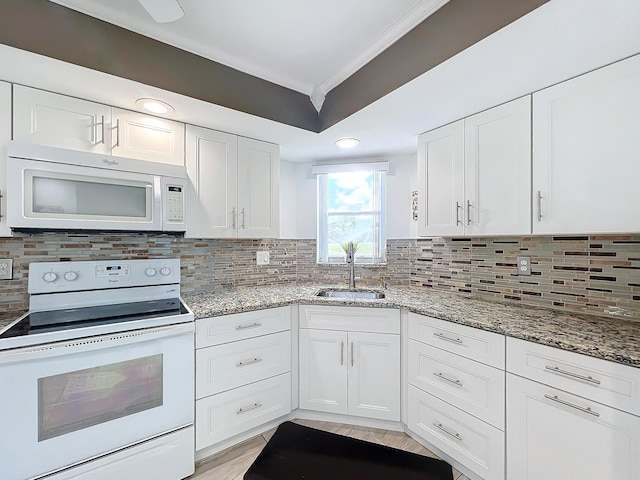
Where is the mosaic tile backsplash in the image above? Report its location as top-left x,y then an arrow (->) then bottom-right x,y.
0,233 -> 637,320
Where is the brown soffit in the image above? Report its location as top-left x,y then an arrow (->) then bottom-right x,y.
0,0 -> 549,134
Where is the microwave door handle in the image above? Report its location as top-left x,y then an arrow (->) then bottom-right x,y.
154,177 -> 163,230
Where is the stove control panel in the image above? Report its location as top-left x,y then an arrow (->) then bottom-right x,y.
28,259 -> 180,294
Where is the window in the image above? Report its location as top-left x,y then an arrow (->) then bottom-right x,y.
315,163 -> 387,264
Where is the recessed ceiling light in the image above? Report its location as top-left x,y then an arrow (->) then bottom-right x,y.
135,98 -> 175,115
336,137 -> 360,149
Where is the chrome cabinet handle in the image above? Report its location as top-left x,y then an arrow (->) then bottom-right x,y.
537,191 -> 542,222
433,422 -> 463,441
340,341 -> 344,366
0,190 -> 3,220
544,394 -> 599,417
236,357 -> 262,367
351,342 -> 354,367
545,365 -> 601,385
236,402 -> 262,415
455,202 -> 461,225
466,200 -> 471,225
235,322 -> 262,330
433,332 -> 464,345
433,371 -> 463,387
232,207 -> 236,229
115,118 -> 120,147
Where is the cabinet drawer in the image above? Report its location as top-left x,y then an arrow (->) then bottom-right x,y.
196,306 -> 290,348
196,331 -> 291,398
407,385 -> 505,480
408,339 -> 505,429
408,313 -> 505,368
507,337 -> 640,416
195,373 -> 291,450
299,305 -> 400,334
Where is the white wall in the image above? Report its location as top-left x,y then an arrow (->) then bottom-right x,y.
279,160 -> 298,239
291,153 -> 418,239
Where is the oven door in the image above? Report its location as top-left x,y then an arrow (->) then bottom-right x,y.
7,157 -> 162,231
0,323 -> 194,480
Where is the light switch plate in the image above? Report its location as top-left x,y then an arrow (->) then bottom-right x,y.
0,258 -> 13,280
256,251 -> 270,265
517,256 -> 531,276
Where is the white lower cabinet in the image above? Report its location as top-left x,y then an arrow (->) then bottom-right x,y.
298,305 -> 401,422
407,312 -> 505,480
195,307 -> 292,452
506,337 -> 640,480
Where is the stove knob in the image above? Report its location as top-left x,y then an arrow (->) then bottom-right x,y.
64,271 -> 78,281
145,268 -> 157,277
43,272 -> 58,283
160,267 -> 171,276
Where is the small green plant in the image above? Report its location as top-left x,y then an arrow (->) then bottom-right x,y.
341,242 -> 359,254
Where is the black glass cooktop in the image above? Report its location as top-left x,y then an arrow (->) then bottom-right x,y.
0,298 -> 187,340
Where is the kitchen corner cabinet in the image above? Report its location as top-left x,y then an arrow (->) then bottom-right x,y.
185,125 -> 280,239
418,96 -> 531,237
0,81 -> 12,237
298,305 -> 401,422
532,54 -> 640,234
12,85 -> 185,165
506,337 -> 640,479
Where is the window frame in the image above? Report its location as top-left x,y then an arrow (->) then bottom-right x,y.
316,167 -> 387,265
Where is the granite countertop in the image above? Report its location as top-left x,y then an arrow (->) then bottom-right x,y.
183,285 -> 640,368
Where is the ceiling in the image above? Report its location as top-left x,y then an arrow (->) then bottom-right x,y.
1,0 -> 639,163
50,0 -> 449,97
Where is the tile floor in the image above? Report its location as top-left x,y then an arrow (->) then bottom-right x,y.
191,418 -> 471,480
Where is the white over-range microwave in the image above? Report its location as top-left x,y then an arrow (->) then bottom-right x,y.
6,141 -> 187,232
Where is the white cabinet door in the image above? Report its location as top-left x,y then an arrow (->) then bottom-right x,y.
185,125 -> 238,238
299,329 -> 348,415
417,120 -> 464,236
533,54 -> 640,234
348,331 -> 400,421
507,373 -> 640,480
465,96 -> 531,235
13,85 -> 111,154
237,136 -> 280,238
0,81 -> 11,237
112,108 -> 185,165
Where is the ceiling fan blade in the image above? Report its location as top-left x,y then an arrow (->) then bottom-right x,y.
138,0 -> 184,23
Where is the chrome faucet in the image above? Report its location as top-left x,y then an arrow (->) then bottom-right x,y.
346,241 -> 357,289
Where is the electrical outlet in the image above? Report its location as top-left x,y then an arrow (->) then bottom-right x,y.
256,251 -> 270,266
517,256 -> 531,276
0,259 -> 13,280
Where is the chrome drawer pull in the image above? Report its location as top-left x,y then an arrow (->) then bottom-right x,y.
236,322 -> 262,330
433,422 -> 463,441
236,402 -> 262,415
236,357 -> 262,367
340,341 -> 344,366
433,332 -> 463,344
433,371 -> 463,387
544,394 -> 600,417
545,365 -> 601,385
351,342 -> 354,367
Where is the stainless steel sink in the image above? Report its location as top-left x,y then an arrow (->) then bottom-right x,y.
315,289 -> 385,300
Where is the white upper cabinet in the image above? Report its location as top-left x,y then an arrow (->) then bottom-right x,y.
185,125 -> 238,238
111,108 -> 185,165
533,54 -> 640,234
0,81 -> 12,237
418,120 -> 465,236
418,96 -> 531,237
13,85 -> 111,154
237,137 -> 280,238
185,126 -> 279,239
13,85 -> 185,165
464,96 -> 531,236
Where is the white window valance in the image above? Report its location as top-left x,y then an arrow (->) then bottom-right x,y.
311,161 -> 389,175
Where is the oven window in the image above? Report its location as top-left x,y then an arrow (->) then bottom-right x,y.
38,354 -> 163,441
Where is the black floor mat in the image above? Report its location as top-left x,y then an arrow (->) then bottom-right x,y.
244,421 -> 454,480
